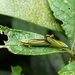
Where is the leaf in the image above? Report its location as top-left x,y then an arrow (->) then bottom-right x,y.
59,61 -> 75,75
0,25 -> 64,55
0,70 -> 11,75
0,0 -> 63,32
48,0 -> 75,46
31,55 -> 56,75
60,71 -> 75,75
12,18 -> 48,35
11,66 -> 22,75
31,54 -> 65,75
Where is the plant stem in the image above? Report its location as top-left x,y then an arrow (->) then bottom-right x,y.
62,48 -> 74,57
62,48 -> 75,62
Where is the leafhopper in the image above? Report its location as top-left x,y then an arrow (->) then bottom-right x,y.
21,34 -> 68,48
45,34 -> 68,48
21,39 -> 50,47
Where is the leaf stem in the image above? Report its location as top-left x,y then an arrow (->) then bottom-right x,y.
62,48 -> 74,57
62,48 -> 75,62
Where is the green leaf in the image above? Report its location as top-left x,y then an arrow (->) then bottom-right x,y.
0,25 -> 64,55
31,54 -> 65,75
0,70 -> 11,75
11,66 -> 22,75
60,71 -> 75,75
12,18 -> 48,35
0,0 -> 63,32
59,61 -> 75,75
48,0 -> 75,46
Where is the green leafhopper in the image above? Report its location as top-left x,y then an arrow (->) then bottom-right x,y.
45,34 -> 68,48
21,34 -> 68,48
21,39 -> 50,47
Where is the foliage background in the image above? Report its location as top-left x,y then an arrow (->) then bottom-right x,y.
0,0 -> 73,75
0,13 -> 69,75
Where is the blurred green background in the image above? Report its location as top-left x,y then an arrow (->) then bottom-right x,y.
0,15 -> 70,75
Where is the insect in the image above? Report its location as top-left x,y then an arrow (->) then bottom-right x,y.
21,34 -> 68,48
45,34 -> 68,48
21,39 -> 50,47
